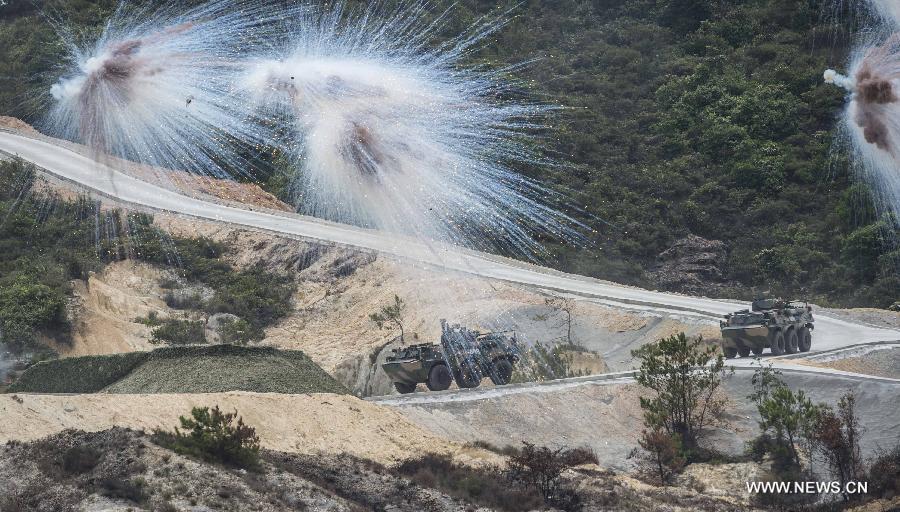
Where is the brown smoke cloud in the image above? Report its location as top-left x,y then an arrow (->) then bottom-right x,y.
852,35 -> 900,153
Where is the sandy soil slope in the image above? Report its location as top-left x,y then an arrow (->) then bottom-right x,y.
55,261 -> 170,357
381,370 -> 900,472
153,215 -> 718,383
0,392 -> 492,465
788,344 -> 900,380
3,127 -> 897,359
815,307 -> 900,330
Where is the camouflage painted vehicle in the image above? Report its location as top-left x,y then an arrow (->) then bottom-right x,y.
439,321 -> 521,390
381,343 -> 451,394
382,321 -> 521,394
719,298 -> 814,358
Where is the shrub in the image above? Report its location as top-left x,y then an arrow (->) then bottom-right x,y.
633,428 -> 685,485
163,291 -> 205,310
867,443 -> 900,499
464,440 -> 521,457
507,442 -> 589,510
369,295 -> 406,342
152,406 -> 261,471
204,267 -> 294,330
62,445 -> 102,474
748,362 -> 820,473
150,319 -> 207,345
135,311 -> 162,327
632,333 -> 728,458
217,317 -> 262,345
0,274 -> 69,356
395,453 -> 544,512
99,477 -> 147,503
811,391 -> 864,501
756,385 -> 820,470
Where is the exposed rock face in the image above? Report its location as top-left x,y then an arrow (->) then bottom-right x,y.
332,339 -> 401,397
205,313 -> 241,344
648,235 -> 729,296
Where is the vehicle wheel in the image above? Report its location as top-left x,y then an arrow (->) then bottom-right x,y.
489,359 -> 514,386
426,364 -> 452,391
798,327 -> 812,352
456,364 -> 482,389
752,347 -> 765,357
738,347 -> 751,358
786,329 -> 799,354
723,346 -> 738,359
770,331 -> 785,356
394,381 -> 416,394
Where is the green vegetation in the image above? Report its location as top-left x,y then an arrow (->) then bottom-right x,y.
746,362 -> 870,506
632,333 -> 728,460
8,345 -> 349,394
395,453 -> 544,511
2,1 -> 898,307
149,318 -> 207,345
0,159 -> 294,356
125,222 -> 295,337
460,0 -> 898,307
152,406 -> 261,471
0,160 -> 100,355
216,317 -> 257,345
369,294 -> 407,342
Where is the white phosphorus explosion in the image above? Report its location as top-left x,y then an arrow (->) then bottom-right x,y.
47,1 -> 583,256
46,1 -> 284,180
825,1 -> 900,229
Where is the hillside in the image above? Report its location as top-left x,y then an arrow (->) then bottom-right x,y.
1,0 -> 897,308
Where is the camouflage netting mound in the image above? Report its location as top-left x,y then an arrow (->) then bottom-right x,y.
8,345 -> 348,395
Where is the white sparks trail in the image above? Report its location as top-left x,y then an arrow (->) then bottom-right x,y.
47,1 -> 281,180
44,1 -> 584,257
242,2 -> 582,255
825,1 -> 900,230
870,0 -> 900,25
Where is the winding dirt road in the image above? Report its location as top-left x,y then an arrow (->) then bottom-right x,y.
2,129 -> 898,356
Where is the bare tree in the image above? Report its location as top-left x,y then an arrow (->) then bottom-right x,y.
813,391 -> 864,501
369,295 -> 407,343
544,297 -> 576,346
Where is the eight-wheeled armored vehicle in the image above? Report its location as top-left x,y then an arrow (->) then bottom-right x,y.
720,298 -> 814,358
382,320 -> 521,394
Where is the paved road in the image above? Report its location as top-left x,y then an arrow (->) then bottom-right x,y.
367,364 -> 900,406
2,130 -> 899,354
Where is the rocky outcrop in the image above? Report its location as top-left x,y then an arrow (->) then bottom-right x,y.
332,339 -> 401,397
648,235 -> 730,295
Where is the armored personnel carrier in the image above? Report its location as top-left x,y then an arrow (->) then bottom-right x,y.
720,298 -> 814,358
382,320 -> 521,394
